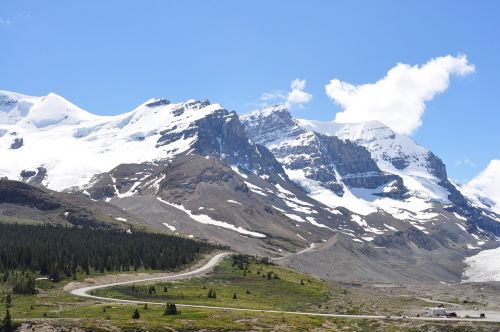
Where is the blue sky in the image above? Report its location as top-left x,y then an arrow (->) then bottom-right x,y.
0,1 -> 498,182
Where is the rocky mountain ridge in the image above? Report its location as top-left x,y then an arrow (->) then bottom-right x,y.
1,89 -> 499,282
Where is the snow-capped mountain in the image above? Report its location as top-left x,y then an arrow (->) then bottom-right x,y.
461,160 -> 500,215
0,90 -> 353,255
2,89 -> 499,282
0,90 -> 283,190
243,107 -> 447,223
241,105 -> 500,241
298,118 -> 452,203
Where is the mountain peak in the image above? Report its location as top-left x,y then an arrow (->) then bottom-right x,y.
0,90 -> 36,102
0,90 -> 98,127
242,104 -> 290,120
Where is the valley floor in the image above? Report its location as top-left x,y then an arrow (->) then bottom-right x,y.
4,252 -> 500,331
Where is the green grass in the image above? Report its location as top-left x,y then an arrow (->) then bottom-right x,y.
2,255 -> 500,331
94,256 -> 330,312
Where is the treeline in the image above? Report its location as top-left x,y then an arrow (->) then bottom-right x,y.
0,223 -> 217,282
2,271 -> 36,294
231,254 -> 273,270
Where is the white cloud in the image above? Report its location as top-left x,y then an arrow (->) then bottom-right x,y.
455,158 -> 477,168
260,90 -> 286,102
287,79 -> 312,107
0,17 -> 11,25
326,55 -> 475,135
467,160 -> 500,214
252,78 -> 312,110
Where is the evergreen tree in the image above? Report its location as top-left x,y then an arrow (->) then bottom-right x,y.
164,302 -> 178,315
0,223 -> 218,282
233,293 -> 237,300
4,295 -> 11,308
11,271 -> 36,295
132,308 -> 140,319
2,310 -> 12,332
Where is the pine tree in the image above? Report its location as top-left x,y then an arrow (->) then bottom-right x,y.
0,223 -> 216,281
2,310 -> 13,332
207,288 -> 217,299
233,293 -> 237,300
164,302 -> 178,315
132,308 -> 140,319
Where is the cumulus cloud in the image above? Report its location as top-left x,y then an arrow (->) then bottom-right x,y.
251,78 -> 312,109
326,55 -> 475,135
468,160 -> 500,213
287,79 -> 312,106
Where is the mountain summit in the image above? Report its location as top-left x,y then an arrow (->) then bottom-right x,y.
1,91 -> 499,282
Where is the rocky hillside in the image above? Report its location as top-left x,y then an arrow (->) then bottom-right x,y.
0,179 -> 132,230
1,89 -> 499,282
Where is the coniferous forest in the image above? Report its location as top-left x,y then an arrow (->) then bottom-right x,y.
0,223 -> 217,282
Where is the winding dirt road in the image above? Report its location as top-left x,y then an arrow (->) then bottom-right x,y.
69,252 -> 500,323
71,252 -> 230,298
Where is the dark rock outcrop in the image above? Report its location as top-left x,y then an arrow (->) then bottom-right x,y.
241,106 -> 406,197
10,137 -> 23,149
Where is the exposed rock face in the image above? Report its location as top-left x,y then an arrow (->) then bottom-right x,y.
426,151 -> 448,181
2,89 -> 500,283
241,105 -> 405,197
145,98 -> 170,108
191,109 -> 286,178
10,137 -> 23,149
20,166 -> 47,187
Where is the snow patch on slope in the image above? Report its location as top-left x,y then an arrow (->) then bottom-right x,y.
463,246 -> 500,282
0,91 -> 224,190
157,197 -> 265,238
